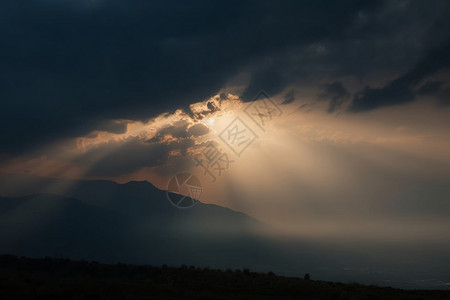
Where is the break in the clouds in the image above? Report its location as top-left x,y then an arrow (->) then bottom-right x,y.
0,93 -> 241,182
2,0 -> 449,155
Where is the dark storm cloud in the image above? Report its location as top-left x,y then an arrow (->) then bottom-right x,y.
0,0 -> 382,154
349,38 -> 450,112
436,86 -> 450,106
2,0 -> 450,154
318,81 -> 350,113
417,80 -> 445,95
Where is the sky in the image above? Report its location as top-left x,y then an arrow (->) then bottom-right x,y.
1,0 -> 450,250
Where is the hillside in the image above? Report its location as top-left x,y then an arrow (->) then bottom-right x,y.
0,192 -> 282,269
1,255 -> 449,300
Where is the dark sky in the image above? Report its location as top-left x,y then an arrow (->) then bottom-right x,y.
0,0 -> 449,155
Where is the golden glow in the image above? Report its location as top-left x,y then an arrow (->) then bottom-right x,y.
1,93 -> 450,242
203,117 -> 215,127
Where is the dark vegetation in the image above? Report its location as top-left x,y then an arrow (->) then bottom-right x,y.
1,255 -> 449,300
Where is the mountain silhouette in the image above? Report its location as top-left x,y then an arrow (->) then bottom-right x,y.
0,174 -> 310,273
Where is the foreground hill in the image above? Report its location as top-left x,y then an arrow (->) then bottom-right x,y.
1,255 -> 449,300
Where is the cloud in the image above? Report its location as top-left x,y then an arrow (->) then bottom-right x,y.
0,0 -> 384,154
417,80 -> 445,95
1,0 -> 449,155
349,38 -> 450,112
282,89 -> 295,105
436,86 -> 450,106
148,120 -> 191,143
96,120 -> 129,135
188,123 -> 209,137
73,134 -> 197,178
318,81 -> 350,113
